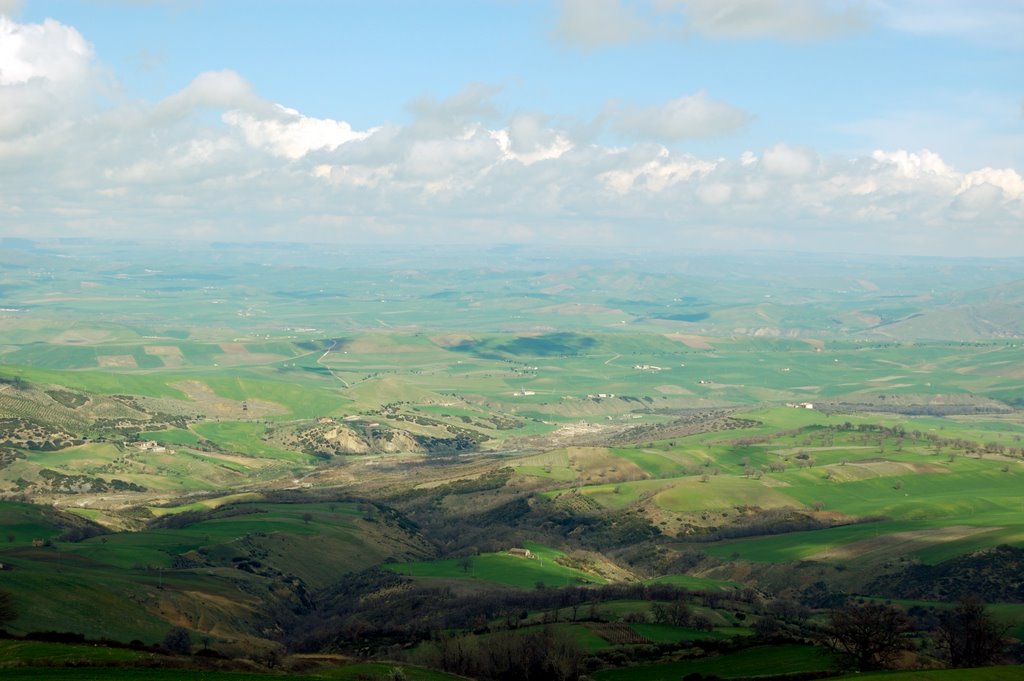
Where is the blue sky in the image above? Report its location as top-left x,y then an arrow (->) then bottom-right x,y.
1,1 -> 1022,255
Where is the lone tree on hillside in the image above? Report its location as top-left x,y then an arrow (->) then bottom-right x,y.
825,601 -> 912,671
0,588 -> 17,627
162,626 -> 192,655
936,596 -> 1009,668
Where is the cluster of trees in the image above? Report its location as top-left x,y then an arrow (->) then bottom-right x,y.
682,507 -> 868,543
3,577 -> 1014,678
935,597 -> 1010,669
398,486 -> 660,559
826,601 -> 913,670
731,422 -> 1024,459
0,587 -> 16,627
286,576 -> 1012,676
826,597 -> 1009,671
422,627 -> 583,681
286,574 -> 754,654
827,422 -> 1024,457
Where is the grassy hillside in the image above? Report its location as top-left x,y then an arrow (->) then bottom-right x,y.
0,497 -> 432,642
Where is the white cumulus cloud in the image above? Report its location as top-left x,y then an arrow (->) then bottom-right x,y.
0,15 -> 92,85
607,91 -> 751,140
554,0 -> 651,49
555,0 -> 867,48
490,116 -> 575,166
224,104 -> 377,160
762,143 -> 818,177
600,148 -> 717,194
871,148 -> 954,179
156,70 -> 262,121
960,167 -> 1024,201
671,0 -> 868,40
554,0 -> 1022,50
0,15 -> 98,138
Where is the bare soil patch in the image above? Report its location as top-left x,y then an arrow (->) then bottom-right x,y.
664,333 -> 715,349
213,352 -> 286,366
588,622 -> 651,645
536,303 -> 625,316
655,384 -> 694,395
343,339 -> 429,355
851,311 -> 882,326
144,345 -> 185,367
98,354 -> 138,368
51,329 -> 111,344
431,333 -> 476,348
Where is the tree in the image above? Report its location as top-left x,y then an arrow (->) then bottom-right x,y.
456,554 -> 473,573
652,598 -> 690,626
936,596 -> 1008,668
691,614 -> 713,631
825,602 -> 912,671
753,615 -> 783,638
162,626 -> 192,654
767,597 -> 808,624
801,580 -> 846,609
0,588 -> 17,626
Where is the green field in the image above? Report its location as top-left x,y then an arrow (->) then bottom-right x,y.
838,669 -> 1024,681
388,542 -> 605,588
611,447 -> 686,477
191,422 -> 311,462
319,663 -> 469,680
138,428 -> 202,447
593,644 -> 838,680
0,662 -> 467,681
0,640 -> 154,665
630,622 -> 751,643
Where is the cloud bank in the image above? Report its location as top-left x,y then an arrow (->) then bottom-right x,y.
554,0 -> 1024,47
0,14 -> 1021,256
555,0 -> 868,47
